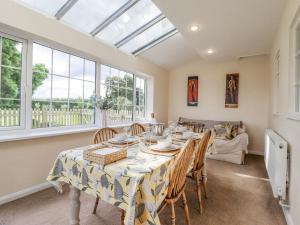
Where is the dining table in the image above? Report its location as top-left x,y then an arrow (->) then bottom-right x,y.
47,133 -> 202,225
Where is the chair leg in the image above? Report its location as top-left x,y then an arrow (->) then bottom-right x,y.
121,209 -> 125,225
182,191 -> 191,225
194,172 -> 203,214
201,171 -> 208,199
170,201 -> 176,225
92,197 -> 100,214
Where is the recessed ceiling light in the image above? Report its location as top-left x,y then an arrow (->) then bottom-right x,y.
190,25 -> 199,32
207,49 -> 214,54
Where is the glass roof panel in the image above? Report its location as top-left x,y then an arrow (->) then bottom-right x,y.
19,0 -> 68,16
96,0 -> 161,45
61,0 -> 128,34
119,18 -> 175,53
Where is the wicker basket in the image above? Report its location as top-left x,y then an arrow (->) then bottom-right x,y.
83,145 -> 127,165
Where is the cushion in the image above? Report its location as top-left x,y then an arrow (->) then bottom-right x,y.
214,123 -> 239,140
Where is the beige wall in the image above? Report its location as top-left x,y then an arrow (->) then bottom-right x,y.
0,1 -> 169,196
269,0 -> 300,224
168,56 -> 270,152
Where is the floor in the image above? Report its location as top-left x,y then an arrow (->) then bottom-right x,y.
0,155 -> 287,225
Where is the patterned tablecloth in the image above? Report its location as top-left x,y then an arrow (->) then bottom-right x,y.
47,142 -> 179,225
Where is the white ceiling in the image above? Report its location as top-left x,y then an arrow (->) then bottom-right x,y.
140,33 -> 199,70
144,0 -> 286,69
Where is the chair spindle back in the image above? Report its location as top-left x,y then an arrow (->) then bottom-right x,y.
193,130 -> 212,171
93,128 -> 118,144
130,123 -> 145,136
167,139 -> 195,198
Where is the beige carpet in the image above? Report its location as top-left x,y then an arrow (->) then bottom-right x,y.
0,155 -> 287,225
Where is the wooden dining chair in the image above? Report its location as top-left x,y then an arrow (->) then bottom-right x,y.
157,139 -> 195,225
188,130 -> 211,214
93,127 -> 118,144
92,127 -> 118,214
129,123 -> 145,136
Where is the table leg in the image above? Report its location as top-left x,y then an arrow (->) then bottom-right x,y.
69,185 -> 81,225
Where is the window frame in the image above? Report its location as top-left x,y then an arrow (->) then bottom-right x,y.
30,42 -> 97,130
100,63 -> 148,125
273,50 -> 280,116
0,31 -> 27,132
0,27 -> 150,138
288,14 -> 300,121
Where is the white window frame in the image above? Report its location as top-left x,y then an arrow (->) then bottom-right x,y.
99,63 -> 149,124
288,14 -> 300,121
0,29 -> 100,138
0,26 -> 151,141
0,31 -> 27,132
30,42 -> 98,131
273,50 -> 280,116
133,74 -> 147,121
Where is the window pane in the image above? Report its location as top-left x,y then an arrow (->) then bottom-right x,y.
32,74 -> 51,100
19,0 -> 68,16
1,38 -> 22,68
51,101 -> 69,127
33,44 -> 52,72
84,81 -> 95,100
61,0 -> 128,33
97,0 -> 161,45
1,67 -> 21,99
69,78 -> 83,101
0,99 -> 20,127
53,50 -> 69,76
52,75 -> 69,100
0,35 -> 23,128
32,101 -> 51,128
120,18 -> 175,53
134,77 -> 146,121
100,65 -> 110,84
84,60 -> 95,82
70,56 -> 84,79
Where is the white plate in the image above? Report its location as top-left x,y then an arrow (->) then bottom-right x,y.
150,144 -> 179,152
109,137 -> 135,144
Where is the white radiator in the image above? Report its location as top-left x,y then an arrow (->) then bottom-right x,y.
264,129 -> 288,200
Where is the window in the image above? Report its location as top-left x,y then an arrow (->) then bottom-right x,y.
20,0 -> 68,16
62,0 -> 127,33
96,0 -> 161,45
16,0 -> 177,56
290,17 -> 300,119
100,65 -> 146,124
32,43 -> 96,128
0,33 -> 25,129
0,28 -> 150,138
273,50 -> 280,115
294,24 -> 300,113
134,76 -> 146,120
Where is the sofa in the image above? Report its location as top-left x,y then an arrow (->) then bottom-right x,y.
178,117 -> 248,164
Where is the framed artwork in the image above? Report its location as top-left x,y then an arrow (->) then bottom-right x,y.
225,73 -> 239,108
187,76 -> 198,106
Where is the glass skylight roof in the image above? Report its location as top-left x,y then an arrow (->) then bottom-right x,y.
96,0 -> 161,45
62,0 -> 128,34
19,0 -> 68,16
16,0 -> 178,56
120,18 -> 175,53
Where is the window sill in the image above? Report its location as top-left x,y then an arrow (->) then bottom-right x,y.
0,126 -> 99,143
287,113 -> 300,121
0,121 -> 151,143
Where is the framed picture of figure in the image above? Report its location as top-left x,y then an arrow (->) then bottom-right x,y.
225,73 -> 239,108
187,76 -> 198,106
